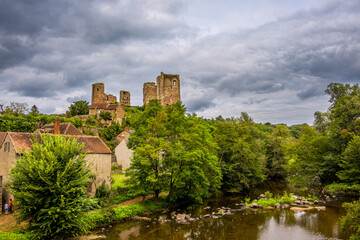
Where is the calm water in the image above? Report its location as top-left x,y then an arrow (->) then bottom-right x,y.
78,196 -> 347,240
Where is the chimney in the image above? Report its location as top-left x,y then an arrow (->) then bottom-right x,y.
125,126 -> 129,131
54,119 -> 60,135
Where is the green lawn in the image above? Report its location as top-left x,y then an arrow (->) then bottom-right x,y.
111,174 -> 129,189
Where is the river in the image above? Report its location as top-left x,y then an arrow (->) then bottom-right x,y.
77,195 -> 348,240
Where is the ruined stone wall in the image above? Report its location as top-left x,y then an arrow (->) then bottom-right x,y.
92,83 -> 122,104
92,83 -> 107,104
143,82 -> 157,105
107,94 -> 117,103
120,91 -> 131,106
156,72 -> 181,106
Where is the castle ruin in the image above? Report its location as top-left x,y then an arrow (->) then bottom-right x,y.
92,83 -> 130,106
143,72 -> 181,106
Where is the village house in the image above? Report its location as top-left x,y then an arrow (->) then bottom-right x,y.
35,120 -> 84,135
89,83 -> 127,125
114,126 -> 134,170
0,131 -> 112,205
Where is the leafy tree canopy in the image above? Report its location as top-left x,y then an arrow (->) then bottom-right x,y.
68,100 -> 90,117
126,100 -> 221,203
10,134 -> 96,240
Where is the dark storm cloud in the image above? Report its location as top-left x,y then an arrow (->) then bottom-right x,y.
182,0 -> 360,105
0,0 -> 359,124
0,0 -> 191,98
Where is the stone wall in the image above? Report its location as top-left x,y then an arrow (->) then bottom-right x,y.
120,91 -> 131,106
143,72 -> 181,106
92,83 -> 118,104
85,153 -> 112,196
92,83 -> 107,103
156,72 -> 181,106
143,82 -> 157,105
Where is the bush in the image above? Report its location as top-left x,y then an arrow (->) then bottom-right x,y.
95,181 -> 112,198
341,200 -> 360,240
9,134 -> 95,240
325,183 -> 360,195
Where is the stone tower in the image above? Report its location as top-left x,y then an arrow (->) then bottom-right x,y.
120,91 -> 131,106
143,72 -> 181,106
143,82 -> 157,105
92,83 -> 106,104
92,83 -> 119,104
156,72 -> 180,106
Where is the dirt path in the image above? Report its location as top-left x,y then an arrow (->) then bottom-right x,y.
0,212 -> 27,232
116,192 -> 167,206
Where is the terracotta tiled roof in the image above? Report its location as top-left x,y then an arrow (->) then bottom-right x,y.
0,132 -> 7,146
89,102 -> 108,109
7,132 -> 111,154
35,122 -> 84,135
105,104 -> 119,110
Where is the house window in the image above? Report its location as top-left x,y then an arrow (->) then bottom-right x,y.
3,142 -> 10,152
173,80 -> 176,86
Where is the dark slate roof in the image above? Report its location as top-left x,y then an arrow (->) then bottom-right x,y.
35,122 -> 84,135
7,132 -> 111,154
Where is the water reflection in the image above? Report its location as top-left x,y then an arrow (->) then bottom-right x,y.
80,200 -> 346,240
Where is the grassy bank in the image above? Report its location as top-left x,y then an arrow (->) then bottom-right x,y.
78,197 -> 170,232
0,196 -> 171,240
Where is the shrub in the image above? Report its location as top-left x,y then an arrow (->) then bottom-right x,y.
9,134 -> 95,240
95,181 -> 112,198
341,200 -> 360,240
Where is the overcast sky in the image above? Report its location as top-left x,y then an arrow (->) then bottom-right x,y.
0,0 -> 359,125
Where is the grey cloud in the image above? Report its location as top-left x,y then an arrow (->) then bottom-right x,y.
243,98 -> 268,105
182,0 -> 360,106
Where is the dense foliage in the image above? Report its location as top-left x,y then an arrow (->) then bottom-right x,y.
67,100 -> 90,117
126,100 -> 221,203
9,135 -> 96,240
341,200 -> 360,240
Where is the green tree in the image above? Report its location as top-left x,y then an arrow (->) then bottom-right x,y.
29,105 -> 40,116
337,136 -> 360,184
126,100 -> 221,203
10,134 -> 95,240
214,112 -> 267,192
341,200 -> 360,240
287,125 -> 337,189
68,100 -> 90,117
326,83 -> 360,152
126,99 -> 168,201
164,110 -> 221,202
99,111 -> 111,121
4,102 -> 29,116
266,124 -> 292,180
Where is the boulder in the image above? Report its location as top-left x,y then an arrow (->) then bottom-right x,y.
251,203 -> 259,208
275,203 -> 281,209
282,204 -> 290,209
176,214 -> 187,222
259,194 -> 266,199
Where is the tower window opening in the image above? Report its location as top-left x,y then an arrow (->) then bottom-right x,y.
173,80 -> 176,86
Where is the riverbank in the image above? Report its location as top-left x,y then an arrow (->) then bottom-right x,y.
0,194 -> 171,240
